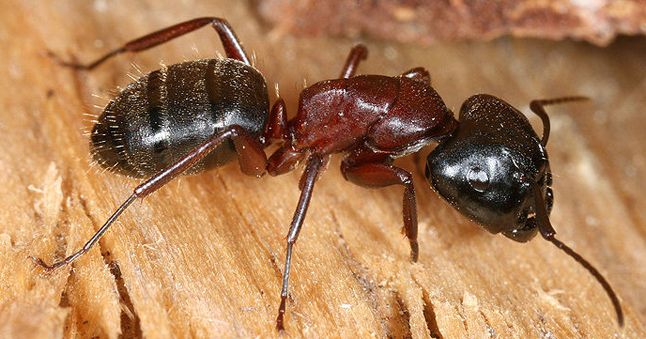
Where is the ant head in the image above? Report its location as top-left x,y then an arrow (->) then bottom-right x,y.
425,94 -> 549,242
426,142 -> 547,242
427,94 -> 623,326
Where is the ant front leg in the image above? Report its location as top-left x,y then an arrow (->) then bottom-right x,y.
275,154 -> 327,331
341,146 -> 419,262
51,17 -> 250,70
264,99 -> 310,177
339,44 -> 368,79
264,98 -> 288,144
33,125 -> 266,270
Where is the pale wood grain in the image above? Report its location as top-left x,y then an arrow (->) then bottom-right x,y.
1,1 -> 645,338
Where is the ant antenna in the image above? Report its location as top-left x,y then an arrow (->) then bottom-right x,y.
533,186 -> 624,326
529,96 -> 588,147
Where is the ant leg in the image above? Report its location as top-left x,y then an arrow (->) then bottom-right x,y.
339,44 -> 368,79
401,67 -> 431,85
51,17 -> 250,70
33,125 -> 265,271
340,147 -> 419,262
529,96 -> 588,146
266,124 -> 309,177
264,98 -> 288,143
267,145 -> 307,177
276,154 -> 327,331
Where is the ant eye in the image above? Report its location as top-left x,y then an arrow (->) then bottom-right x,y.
467,167 -> 490,192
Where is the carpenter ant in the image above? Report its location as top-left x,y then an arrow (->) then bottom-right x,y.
36,17 -> 623,330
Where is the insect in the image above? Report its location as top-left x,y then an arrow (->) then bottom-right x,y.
36,17 -> 623,330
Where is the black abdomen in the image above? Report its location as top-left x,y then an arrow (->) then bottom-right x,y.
91,58 -> 268,177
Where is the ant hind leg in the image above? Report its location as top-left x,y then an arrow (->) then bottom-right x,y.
51,17 -> 250,70
340,147 -> 419,262
33,125 -> 266,271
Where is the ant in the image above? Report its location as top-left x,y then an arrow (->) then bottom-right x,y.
36,17 -> 623,330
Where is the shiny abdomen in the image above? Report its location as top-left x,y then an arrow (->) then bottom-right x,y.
90,58 -> 268,177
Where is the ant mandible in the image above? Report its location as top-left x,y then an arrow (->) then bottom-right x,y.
36,17 -> 623,330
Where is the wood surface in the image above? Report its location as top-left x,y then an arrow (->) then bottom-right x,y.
258,0 -> 646,46
1,1 -> 645,338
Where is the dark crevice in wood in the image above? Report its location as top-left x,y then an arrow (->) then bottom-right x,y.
410,274 -> 445,339
59,273 -> 72,308
479,309 -> 496,338
108,261 -> 142,339
212,171 -> 290,312
77,194 -> 111,271
458,304 -> 468,335
537,314 -> 557,338
51,169 -> 73,309
419,285 -> 444,339
330,211 -> 389,335
212,173 -> 299,321
45,168 -> 72,266
56,178 -> 103,338
391,290 -> 413,339
77,194 -> 142,338
59,271 -> 76,339
267,251 -> 282,282
214,173 -> 283,281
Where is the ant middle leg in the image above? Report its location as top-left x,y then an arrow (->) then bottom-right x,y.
341,146 -> 419,262
51,17 -> 250,70
339,44 -> 368,79
275,153 -> 327,331
33,125 -> 266,271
